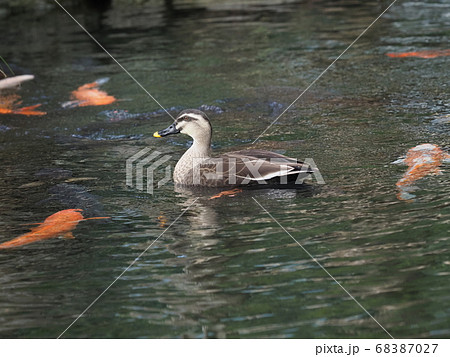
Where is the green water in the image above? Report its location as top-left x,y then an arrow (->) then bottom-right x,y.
0,0 -> 449,338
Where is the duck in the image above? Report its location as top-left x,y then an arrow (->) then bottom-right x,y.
153,109 -> 313,187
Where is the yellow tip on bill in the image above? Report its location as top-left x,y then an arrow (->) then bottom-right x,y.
153,131 -> 161,138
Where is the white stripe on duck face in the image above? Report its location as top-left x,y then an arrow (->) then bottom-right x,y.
177,113 -> 205,122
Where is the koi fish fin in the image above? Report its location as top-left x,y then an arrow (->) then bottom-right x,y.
79,78 -> 109,90
61,100 -> 83,109
391,157 -> 406,165
397,190 -> 416,202
79,82 -> 98,90
209,188 -> 243,200
15,104 -> 46,116
0,233 -> 33,248
386,49 -> 450,59
63,232 -> 75,239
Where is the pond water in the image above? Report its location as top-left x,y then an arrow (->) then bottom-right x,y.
0,0 -> 449,338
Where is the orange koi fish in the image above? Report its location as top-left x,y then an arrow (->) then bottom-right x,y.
0,93 -> 46,116
0,209 -> 109,249
209,188 -> 243,200
157,214 -> 167,228
386,49 -> 450,59
62,78 -> 116,108
395,144 -> 450,201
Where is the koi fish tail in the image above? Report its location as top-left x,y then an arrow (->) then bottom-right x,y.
0,233 -> 34,249
14,104 -> 46,116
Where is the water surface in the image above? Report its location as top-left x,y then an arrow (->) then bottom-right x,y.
0,0 -> 449,338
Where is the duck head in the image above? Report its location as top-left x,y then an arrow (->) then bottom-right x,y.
153,109 -> 212,142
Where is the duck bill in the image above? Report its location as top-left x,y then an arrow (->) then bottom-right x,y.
153,123 -> 180,138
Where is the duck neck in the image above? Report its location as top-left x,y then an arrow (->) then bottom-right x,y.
188,137 -> 211,159
174,137 -> 211,184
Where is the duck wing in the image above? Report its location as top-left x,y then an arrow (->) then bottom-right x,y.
189,150 -> 312,187
225,149 -> 298,163
218,150 -> 310,183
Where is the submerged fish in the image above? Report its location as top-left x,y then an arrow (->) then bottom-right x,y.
62,78 -> 116,108
0,209 -> 109,249
394,144 -> 450,201
386,49 -> 450,59
0,93 -> 46,116
209,188 -> 243,200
